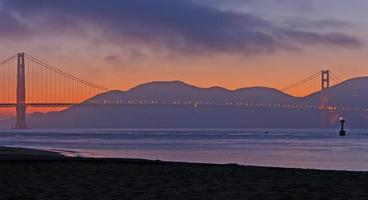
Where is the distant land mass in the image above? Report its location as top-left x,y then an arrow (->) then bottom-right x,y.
1,77 -> 368,128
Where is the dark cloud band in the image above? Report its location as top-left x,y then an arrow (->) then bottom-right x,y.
0,0 -> 362,55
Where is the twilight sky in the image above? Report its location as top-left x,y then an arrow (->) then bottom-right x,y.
0,0 -> 367,90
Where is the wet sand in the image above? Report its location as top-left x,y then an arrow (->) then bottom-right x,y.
1,146 -> 368,199
0,146 -> 64,159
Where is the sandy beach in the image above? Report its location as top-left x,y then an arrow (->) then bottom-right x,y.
1,146 -> 368,199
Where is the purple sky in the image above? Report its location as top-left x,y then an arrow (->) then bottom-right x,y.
0,0 -> 367,90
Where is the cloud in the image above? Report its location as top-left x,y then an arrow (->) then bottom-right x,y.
283,18 -> 354,30
0,9 -> 30,38
104,54 -> 121,64
104,49 -> 146,65
0,0 -> 362,55
280,31 -> 361,48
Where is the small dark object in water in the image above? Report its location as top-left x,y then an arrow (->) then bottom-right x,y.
339,117 -> 346,136
265,131 -> 269,134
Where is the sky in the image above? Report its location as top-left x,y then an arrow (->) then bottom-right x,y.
0,0 -> 367,91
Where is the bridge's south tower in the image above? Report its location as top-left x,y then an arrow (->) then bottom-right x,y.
15,52 -> 26,129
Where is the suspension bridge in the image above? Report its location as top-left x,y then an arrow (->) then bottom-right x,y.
0,52 -> 360,129
0,53 -> 109,128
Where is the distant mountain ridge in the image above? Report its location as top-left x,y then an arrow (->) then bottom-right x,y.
1,77 -> 368,128
89,80 -> 295,105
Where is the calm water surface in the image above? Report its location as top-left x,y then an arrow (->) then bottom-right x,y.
0,129 -> 368,171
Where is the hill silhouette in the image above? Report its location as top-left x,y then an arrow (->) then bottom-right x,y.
89,80 -> 295,105
1,77 -> 368,128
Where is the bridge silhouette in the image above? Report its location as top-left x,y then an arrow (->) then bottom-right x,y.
0,52 -> 361,129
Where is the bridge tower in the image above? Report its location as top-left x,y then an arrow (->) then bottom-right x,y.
321,70 -> 330,106
15,52 -> 26,129
320,70 -> 330,127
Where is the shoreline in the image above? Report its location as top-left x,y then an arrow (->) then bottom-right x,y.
0,146 -> 64,159
0,145 -> 366,172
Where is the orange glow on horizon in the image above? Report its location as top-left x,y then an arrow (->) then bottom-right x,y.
0,44 -> 367,117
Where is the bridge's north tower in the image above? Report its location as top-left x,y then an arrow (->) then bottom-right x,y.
15,52 -> 26,129
320,70 -> 330,127
321,70 -> 330,106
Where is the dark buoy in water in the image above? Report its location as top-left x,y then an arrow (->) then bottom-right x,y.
265,131 -> 269,134
339,117 -> 346,136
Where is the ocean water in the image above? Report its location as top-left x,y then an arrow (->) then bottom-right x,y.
0,129 -> 368,171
